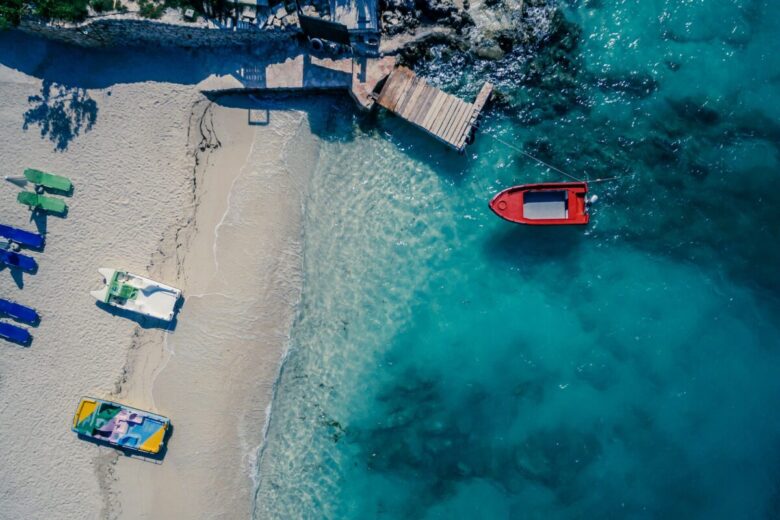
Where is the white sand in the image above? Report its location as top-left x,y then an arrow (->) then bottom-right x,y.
0,60 -> 317,517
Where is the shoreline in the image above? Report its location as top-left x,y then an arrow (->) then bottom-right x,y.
107,95 -> 320,518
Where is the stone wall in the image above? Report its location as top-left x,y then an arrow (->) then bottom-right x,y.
18,15 -> 301,48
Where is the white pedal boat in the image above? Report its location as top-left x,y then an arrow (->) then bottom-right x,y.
91,268 -> 181,322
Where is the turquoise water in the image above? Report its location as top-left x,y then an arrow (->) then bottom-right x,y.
255,0 -> 780,518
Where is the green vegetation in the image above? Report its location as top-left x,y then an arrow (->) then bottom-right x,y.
0,0 -> 88,25
89,0 -> 113,13
138,0 -> 164,18
34,0 -> 89,21
0,0 -> 24,28
0,0 -> 235,27
89,0 -> 127,13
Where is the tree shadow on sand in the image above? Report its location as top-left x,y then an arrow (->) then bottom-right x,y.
23,80 -> 98,151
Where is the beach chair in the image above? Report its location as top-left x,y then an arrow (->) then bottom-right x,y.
0,321 -> 31,345
17,192 -> 67,214
0,224 -> 45,250
0,250 -> 38,272
0,298 -> 39,325
24,168 -> 73,193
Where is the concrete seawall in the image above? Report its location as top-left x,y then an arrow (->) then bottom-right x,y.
18,15 -> 301,48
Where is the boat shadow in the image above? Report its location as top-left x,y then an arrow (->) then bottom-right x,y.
23,205 -> 68,220
1,261 -> 38,288
40,185 -> 75,198
0,313 -> 41,329
94,296 -> 184,332
30,211 -> 48,241
77,423 -> 174,464
1,330 -> 32,348
484,223 -> 587,266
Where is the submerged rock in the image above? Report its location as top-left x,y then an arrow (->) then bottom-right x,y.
474,41 -> 504,60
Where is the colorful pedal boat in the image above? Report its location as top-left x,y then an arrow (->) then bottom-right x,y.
0,321 -> 31,345
17,192 -> 67,214
91,268 -> 182,322
24,168 -> 73,193
489,182 -> 589,225
72,397 -> 170,455
0,250 -> 37,272
0,298 -> 39,325
0,224 -> 44,250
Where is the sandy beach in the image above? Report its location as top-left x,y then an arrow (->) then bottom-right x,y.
0,50 -> 317,518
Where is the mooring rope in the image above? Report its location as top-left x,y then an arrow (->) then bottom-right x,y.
489,135 -> 624,185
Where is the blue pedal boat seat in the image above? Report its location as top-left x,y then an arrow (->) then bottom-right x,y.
0,298 -> 39,325
0,250 -> 37,272
0,321 -> 31,345
0,224 -> 44,250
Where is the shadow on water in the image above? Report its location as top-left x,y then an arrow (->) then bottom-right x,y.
207,91 -> 478,177
379,113 -> 473,183
483,223 -> 586,266
94,296 -> 183,332
77,423 -> 174,464
23,79 -> 98,151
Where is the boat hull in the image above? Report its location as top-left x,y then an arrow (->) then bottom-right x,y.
0,298 -> 39,325
72,397 -> 170,455
489,182 -> 589,225
0,322 -> 31,345
0,250 -> 38,272
91,268 -> 181,322
0,224 -> 44,250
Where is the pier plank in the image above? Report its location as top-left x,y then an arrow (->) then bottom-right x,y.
447,104 -> 473,145
429,97 -> 456,137
376,66 -> 493,152
443,101 -> 469,144
389,74 -> 415,111
433,97 -> 461,137
413,87 -> 439,126
411,84 -> 436,122
399,80 -> 426,119
421,92 -> 447,129
378,69 -> 413,111
393,76 -> 418,116
407,86 -> 431,125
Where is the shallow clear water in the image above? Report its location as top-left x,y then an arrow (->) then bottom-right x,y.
256,0 -> 780,517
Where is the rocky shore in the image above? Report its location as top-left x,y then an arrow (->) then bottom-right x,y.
379,0 -> 556,63
13,0 -> 557,64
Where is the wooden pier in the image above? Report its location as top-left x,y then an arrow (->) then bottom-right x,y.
375,66 -> 493,153
201,57 -> 492,152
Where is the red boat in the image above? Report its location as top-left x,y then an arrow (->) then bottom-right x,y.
489,182 -> 589,225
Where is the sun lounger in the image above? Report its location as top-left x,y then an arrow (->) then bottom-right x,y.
0,250 -> 38,272
24,168 -> 72,193
0,298 -> 39,325
0,321 -> 31,345
17,192 -> 67,214
0,224 -> 44,250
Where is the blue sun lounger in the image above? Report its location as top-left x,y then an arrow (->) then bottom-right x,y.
0,250 -> 37,272
0,321 -> 31,345
0,298 -> 39,325
0,224 -> 44,250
